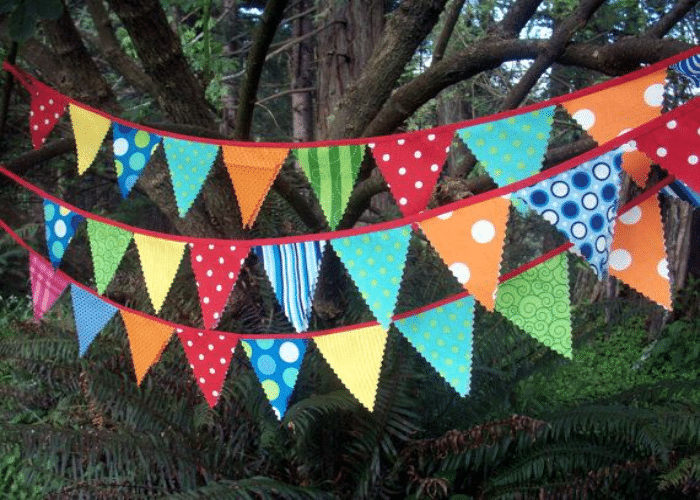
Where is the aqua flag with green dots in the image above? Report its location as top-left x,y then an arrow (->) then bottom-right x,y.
331,225 -> 412,328
457,106 -> 555,187
395,296 -> 475,396
162,137 -> 219,217
293,145 -> 364,229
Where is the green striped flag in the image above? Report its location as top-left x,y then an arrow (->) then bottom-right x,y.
293,145 -> 365,229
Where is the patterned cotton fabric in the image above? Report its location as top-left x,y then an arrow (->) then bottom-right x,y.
86,220 -> 133,294
70,284 -> 118,356
113,123 -> 162,198
69,104 -> 112,175
672,53 -> 700,86
29,252 -> 69,321
43,199 -> 84,268
28,79 -> 68,149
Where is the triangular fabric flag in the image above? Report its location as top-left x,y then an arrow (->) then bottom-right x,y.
609,195 -> 672,309
561,70 -> 666,186
189,241 -> 250,329
29,252 -> 69,321
113,123 -> 162,198
222,145 -> 289,228
43,199 -> 84,268
457,106 -> 555,187
495,252 -> 572,358
255,241 -> 325,332
162,137 -> 219,217
86,220 -> 133,295
395,296 -> 474,396
27,78 -> 69,149
332,226 -> 411,327
369,129 -> 453,216
176,327 -> 238,407
240,338 -> 307,419
671,53 -> 700,86
70,284 -> 118,356
635,101 -> 700,193
133,233 -> 186,313
120,310 -> 174,384
419,197 -> 510,310
314,324 -> 388,410
293,145 -> 364,229
517,147 -> 623,279
68,103 -> 112,175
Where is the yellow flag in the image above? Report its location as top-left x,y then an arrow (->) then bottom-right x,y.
68,104 -> 112,175
133,233 -> 186,313
120,310 -> 173,384
314,324 -> 388,410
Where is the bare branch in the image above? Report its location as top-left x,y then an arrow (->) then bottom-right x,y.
644,0 -> 700,39
431,0 -> 467,65
493,0 -> 546,38
256,87 -> 316,105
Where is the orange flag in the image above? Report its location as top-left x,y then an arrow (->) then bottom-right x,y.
120,310 -> 174,384
222,145 -> 289,228
419,196 -> 510,310
562,70 -> 667,186
609,195 -> 672,309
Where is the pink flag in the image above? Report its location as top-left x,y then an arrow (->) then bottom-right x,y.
29,252 -> 69,321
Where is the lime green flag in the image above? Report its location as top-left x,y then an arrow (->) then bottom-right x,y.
87,220 -> 133,294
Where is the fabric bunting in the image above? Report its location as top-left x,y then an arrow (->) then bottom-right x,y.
419,197 -> 510,310
29,252 -> 69,321
28,78 -> 68,149
87,220 -> 133,294
562,70 -> 666,186
395,296 -> 475,396
240,338 -> 307,418
222,145 -> 289,228
314,324 -> 388,410
294,145 -> 364,229
256,241 -> 325,332
517,147 -> 623,279
120,311 -> 174,384
457,106 -> 555,187
113,123 -> 162,198
133,233 -> 186,313
43,199 -> 84,268
68,104 -> 112,175
332,226 -> 411,328
671,53 -> 700,86
162,137 -> 219,217
369,129 -> 453,216
635,103 -> 700,194
189,241 -> 250,329
70,284 -> 118,356
609,195 -> 672,309
177,327 -> 239,407
495,252 -> 572,358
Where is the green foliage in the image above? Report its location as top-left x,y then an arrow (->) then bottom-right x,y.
0,0 -> 63,41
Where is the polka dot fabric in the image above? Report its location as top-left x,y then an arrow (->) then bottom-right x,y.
457,106 -> 555,187
162,137 -> 219,217
518,148 -> 623,279
395,296 -> 475,396
332,226 -> 412,328
70,284 -> 118,357
113,123 -> 162,198
609,195 -> 672,309
28,79 -> 68,149
368,129 -> 454,216
43,199 -> 84,268
189,241 -> 250,329
240,338 -> 307,419
177,327 -> 239,407
418,196 -> 510,310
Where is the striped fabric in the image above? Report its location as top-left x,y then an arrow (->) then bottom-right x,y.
256,241 -> 326,332
672,54 -> 700,86
293,145 -> 364,229
29,252 -> 69,321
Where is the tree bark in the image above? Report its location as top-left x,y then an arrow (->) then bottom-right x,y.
290,0 -> 315,142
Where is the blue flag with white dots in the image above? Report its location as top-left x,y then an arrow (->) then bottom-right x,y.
517,147 -> 623,278
43,199 -> 84,268
240,338 -> 307,419
395,296 -> 475,396
163,137 -> 219,217
113,124 -> 162,198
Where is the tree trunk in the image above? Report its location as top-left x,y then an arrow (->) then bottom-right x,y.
290,0 -> 315,142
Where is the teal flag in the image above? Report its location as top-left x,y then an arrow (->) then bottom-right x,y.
163,137 -> 219,217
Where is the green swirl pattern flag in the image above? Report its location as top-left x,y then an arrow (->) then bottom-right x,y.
495,252 -> 572,358
87,220 -> 133,294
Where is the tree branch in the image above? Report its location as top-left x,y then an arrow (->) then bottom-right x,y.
431,0 -> 467,65
492,0 -> 545,38
644,0 -> 699,39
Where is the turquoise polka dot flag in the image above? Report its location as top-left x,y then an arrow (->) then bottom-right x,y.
332,225 -> 412,328
43,199 -> 84,268
240,338 -> 307,419
162,137 -> 219,217
113,123 -> 162,198
395,296 -> 475,396
457,106 -> 555,187
70,284 -> 118,357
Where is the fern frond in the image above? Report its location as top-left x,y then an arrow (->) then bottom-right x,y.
164,476 -> 337,500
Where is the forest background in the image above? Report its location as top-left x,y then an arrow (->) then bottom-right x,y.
2,0 -> 700,498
